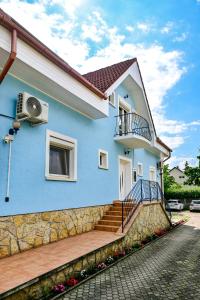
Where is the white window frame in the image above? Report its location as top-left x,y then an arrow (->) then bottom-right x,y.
137,163 -> 143,177
108,92 -> 116,107
45,130 -> 77,181
98,149 -> 109,170
149,166 -> 156,181
132,168 -> 137,183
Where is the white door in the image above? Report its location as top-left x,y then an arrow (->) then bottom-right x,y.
119,158 -> 132,200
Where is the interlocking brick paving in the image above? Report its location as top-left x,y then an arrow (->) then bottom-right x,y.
60,213 -> 200,300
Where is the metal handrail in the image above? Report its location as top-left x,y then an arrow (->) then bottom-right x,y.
115,112 -> 152,141
121,179 -> 170,232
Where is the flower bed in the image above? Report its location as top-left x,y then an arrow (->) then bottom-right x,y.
48,219 -> 186,299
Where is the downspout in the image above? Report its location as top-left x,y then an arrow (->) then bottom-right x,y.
160,150 -> 172,194
0,29 -> 17,84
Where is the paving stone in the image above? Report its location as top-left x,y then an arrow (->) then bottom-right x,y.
59,214 -> 200,300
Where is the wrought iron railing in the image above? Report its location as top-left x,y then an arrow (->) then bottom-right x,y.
115,112 -> 152,141
122,179 -> 170,232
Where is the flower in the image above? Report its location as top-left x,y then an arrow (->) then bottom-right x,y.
80,269 -> 88,279
118,250 -> 126,257
97,262 -> 107,270
53,284 -> 65,294
66,277 -> 79,287
105,256 -> 114,265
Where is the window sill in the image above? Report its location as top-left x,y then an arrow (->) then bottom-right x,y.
45,175 -> 77,182
98,166 -> 109,170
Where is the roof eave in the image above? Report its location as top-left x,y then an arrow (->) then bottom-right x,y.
0,9 -> 107,100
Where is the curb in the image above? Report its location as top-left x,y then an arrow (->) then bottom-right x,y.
48,220 -> 188,299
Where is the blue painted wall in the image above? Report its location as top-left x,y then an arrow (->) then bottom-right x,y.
0,75 -> 160,216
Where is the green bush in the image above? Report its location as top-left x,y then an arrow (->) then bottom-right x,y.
165,186 -> 200,200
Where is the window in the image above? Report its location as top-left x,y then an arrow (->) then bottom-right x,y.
109,92 -> 115,106
46,130 -> 77,181
179,176 -> 185,179
149,166 -> 156,181
98,149 -> 108,169
132,168 -> 137,183
137,163 -> 143,177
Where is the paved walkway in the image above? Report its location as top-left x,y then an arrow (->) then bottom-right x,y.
0,230 -> 119,294
60,212 -> 200,300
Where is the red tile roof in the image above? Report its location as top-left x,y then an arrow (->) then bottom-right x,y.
83,58 -> 137,93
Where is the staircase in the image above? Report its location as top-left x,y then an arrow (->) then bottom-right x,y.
95,180 -> 167,233
94,201 -> 134,232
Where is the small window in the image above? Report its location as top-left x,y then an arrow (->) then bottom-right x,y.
137,163 -> 143,177
109,93 -> 115,106
132,168 -> 137,183
149,166 -> 156,181
46,130 -> 77,181
98,150 -> 108,169
179,176 -> 185,179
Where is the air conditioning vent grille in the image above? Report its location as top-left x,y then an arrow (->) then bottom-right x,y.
26,97 -> 42,117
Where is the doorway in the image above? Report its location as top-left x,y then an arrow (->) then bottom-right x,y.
119,156 -> 132,200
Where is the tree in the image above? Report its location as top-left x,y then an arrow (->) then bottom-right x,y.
184,166 -> 200,186
184,150 -> 200,186
163,164 -> 178,191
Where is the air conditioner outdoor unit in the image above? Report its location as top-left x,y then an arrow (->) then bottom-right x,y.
16,92 -> 48,125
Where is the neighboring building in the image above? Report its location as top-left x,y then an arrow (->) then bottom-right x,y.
169,166 -> 187,185
0,10 -> 171,256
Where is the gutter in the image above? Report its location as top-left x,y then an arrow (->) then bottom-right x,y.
0,29 -> 17,84
0,9 -> 107,99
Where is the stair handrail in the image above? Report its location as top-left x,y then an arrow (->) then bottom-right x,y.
121,179 -> 170,232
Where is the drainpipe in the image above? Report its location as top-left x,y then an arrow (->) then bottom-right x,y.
160,151 -> 172,194
0,29 -> 17,84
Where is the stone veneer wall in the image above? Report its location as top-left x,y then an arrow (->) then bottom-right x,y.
1,202 -> 171,300
0,205 -> 111,259
122,202 -> 170,247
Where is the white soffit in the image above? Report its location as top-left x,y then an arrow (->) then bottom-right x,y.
0,26 -> 108,119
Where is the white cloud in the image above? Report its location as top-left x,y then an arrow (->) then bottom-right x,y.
137,22 -> 151,33
126,25 -> 134,32
160,22 -> 174,34
168,156 -> 198,169
1,0 -> 198,155
49,0 -> 83,18
160,136 -> 185,149
81,11 -> 107,42
173,32 -> 188,42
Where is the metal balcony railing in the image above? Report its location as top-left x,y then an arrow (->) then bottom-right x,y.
121,179 -> 171,232
115,112 -> 152,141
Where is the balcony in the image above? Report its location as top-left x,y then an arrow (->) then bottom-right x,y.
114,112 -> 152,148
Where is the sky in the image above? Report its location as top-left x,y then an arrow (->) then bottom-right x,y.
0,0 -> 200,169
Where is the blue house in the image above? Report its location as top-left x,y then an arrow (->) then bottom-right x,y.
0,9 -> 171,258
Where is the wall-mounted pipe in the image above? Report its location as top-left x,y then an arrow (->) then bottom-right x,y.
0,29 -> 17,84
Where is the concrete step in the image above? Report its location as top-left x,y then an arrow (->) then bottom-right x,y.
102,215 -> 122,221
94,224 -> 119,232
105,210 -> 127,216
98,220 -> 121,227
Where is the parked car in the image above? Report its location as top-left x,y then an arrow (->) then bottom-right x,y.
166,200 -> 184,211
190,200 -> 200,211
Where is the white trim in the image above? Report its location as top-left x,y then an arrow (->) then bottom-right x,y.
0,26 -> 108,119
149,166 -> 156,181
108,91 -> 116,107
118,155 -> 132,199
137,162 -> 143,177
98,149 -> 109,170
45,130 -> 77,181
